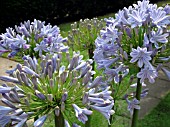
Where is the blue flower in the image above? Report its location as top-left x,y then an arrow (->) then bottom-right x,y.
150,8 -> 170,27
0,19 -> 67,58
133,0 -> 150,12
90,101 -> 114,124
130,47 -> 152,68
34,41 -> 48,56
137,66 -> 158,83
72,104 -> 92,124
150,28 -> 169,48
164,4 -> 170,14
128,10 -> 148,28
0,53 -> 114,126
34,115 -> 47,127
126,98 -> 140,116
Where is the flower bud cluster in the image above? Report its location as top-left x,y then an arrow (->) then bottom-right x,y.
0,52 -> 114,126
68,18 -> 105,51
0,19 -> 68,58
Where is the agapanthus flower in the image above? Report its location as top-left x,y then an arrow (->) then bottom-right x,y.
126,98 -> 140,115
72,104 -> 92,124
67,18 -> 104,51
150,8 -> 170,27
150,28 -> 169,48
0,52 -> 114,126
34,41 -> 48,56
0,19 -> 68,58
137,66 -> 158,83
130,47 -> 152,68
90,100 -> 115,124
133,0 -> 150,12
128,10 -> 148,28
114,10 -> 130,26
161,67 -> 170,80
93,0 -> 170,121
164,4 -> 170,14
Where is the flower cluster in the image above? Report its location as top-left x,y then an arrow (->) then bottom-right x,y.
0,51 -> 114,126
0,19 -> 68,58
68,18 -> 104,52
94,0 -> 170,115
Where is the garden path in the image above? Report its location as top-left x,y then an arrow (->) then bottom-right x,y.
0,57 -> 169,119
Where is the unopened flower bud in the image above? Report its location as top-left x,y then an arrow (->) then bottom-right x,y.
24,60 -> 30,68
22,66 -> 39,78
47,94 -> 53,102
35,90 -> 46,100
90,76 -> 103,88
0,76 -> 19,84
48,65 -> 53,79
20,72 -> 29,86
49,79 -> 54,88
1,98 -> 17,109
83,71 -> 91,85
81,64 -> 91,77
87,24 -> 92,30
28,57 -> 36,71
16,71 -> 23,84
82,92 -> 89,104
129,75 -> 134,84
32,75 -> 38,90
61,71 -> 68,83
24,99 -> 29,106
161,45 -> 166,53
0,86 -> 12,93
9,92 -> 20,103
61,102 -> 65,111
156,64 -> 162,72
125,27 -> 132,38
123,51 -> 128,60
61,92 -> 68,102
55,106 -> 60,116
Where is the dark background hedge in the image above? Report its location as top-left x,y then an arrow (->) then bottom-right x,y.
0,0 -> 162,33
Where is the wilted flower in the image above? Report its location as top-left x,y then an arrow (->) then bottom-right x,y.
0,52 -> 114,126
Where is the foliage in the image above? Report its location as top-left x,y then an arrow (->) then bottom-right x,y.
138,92 -> 170,127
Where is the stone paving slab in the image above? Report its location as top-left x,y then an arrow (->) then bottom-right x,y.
139,70 -> 170,118
0,57 -> 18,84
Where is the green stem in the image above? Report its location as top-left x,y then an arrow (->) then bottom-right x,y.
131,71 -> 142,127
34,116 -> 38,122
108,114 -> 113,127
54,111 -> 65,127
88,45 -> 95,73
108,103 -> 115,127
108,83 -> 116,127
85,115 -> 91,127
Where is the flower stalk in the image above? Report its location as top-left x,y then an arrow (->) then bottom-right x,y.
54,111 -> 64,127
88,44 -> 95,76
85,115 -> 91,127
131,69 -> 142,127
